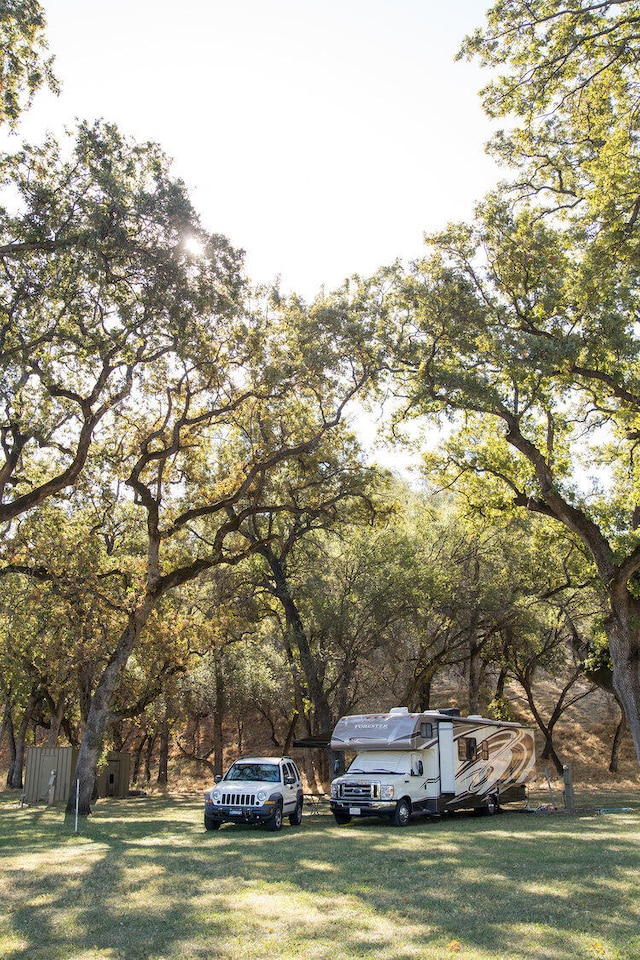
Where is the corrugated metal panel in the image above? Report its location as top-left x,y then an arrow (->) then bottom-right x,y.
23,747 -> 78,804
96,752 -> 130,799
24,747 -> 132,803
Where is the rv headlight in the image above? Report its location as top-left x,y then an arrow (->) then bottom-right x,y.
330,782 -> 339,798
380,784 -> 395,801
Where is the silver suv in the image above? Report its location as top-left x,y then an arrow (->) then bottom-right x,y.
204,757 -> 304,831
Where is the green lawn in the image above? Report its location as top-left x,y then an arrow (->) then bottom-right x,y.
0,788 -> 639,960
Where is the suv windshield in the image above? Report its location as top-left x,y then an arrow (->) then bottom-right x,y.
225,763 -> 281,782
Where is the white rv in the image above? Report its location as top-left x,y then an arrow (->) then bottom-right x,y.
329,706 -> 536,826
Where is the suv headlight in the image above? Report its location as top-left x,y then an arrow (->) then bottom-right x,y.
211,790 -> 221,803
256,790 -> 268,803
380,784 -> 395,801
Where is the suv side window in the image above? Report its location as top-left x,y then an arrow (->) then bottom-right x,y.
283,762 -> 295,781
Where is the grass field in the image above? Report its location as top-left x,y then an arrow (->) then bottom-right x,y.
1,786 -> 639,960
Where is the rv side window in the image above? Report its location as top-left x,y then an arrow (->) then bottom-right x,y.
420,722 -> 433,739
458,737 -> 477,761
481,741 -> 489,761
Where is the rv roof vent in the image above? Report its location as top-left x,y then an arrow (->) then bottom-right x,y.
467,714 -> 483,720
389,706 -> 409,715
439,708 -> 461,717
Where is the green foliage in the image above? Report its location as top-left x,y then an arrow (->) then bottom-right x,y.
0,0 -> 57,127
0,119 -> 245,526
461,0 -> 640,240
486,696 -> 514,721
3,1 -> 634,780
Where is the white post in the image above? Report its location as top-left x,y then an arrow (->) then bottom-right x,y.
74,778 -> 80,833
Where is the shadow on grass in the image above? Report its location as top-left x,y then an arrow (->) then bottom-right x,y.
1,795 -> 639,960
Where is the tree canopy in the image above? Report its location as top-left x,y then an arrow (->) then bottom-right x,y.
0,0 -> 57,128
362,0 -> 640,763
1,1 -> 638,799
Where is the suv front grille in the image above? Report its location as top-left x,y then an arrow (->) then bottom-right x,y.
221,792 -> 258,806
336,781 -> 380,801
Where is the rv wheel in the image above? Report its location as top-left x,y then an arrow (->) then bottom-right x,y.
392,798 -> 411,827
334,812 -> 352,825
484,795 -> 499,816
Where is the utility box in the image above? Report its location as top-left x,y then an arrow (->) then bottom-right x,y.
24,747 -> 130,804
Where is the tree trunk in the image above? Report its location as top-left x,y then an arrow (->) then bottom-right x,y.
468,638 -> 482,715
540,733 -> 565,776
110,719 -> 126,752
416,674 -> 432,713
0,695 -> 11,749
77,662 -> 94,725
132,732 -> 148,784
408,656 -> 440,712
46,697 -> 67,747
7,687 -> 40,789
66,599 -> 155,816
517,673 -> 565,776
4,709 -> 17,789
145,731 -> 157,782
282,710 -> 299,755
212,659 -> 225,778
609,705 -> 627,773
157,721 -> 169,785
262,547 -> 335,736
605,588 -> 640,765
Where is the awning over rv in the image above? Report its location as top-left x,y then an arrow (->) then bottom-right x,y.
292,731 -> 332,749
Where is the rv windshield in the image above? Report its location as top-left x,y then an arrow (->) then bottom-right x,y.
347,751 -> 409,775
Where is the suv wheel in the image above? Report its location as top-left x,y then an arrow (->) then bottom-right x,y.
266,802 -> 283,831
391,798 -> 411,827
289,799 -> 303,826
204,815 -> 220,831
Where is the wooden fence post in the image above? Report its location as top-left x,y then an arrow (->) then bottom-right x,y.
563,764 -> 574,813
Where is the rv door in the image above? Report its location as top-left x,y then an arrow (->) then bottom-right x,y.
438,722 -> 456,794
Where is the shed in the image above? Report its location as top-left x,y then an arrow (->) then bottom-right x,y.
96,751 -> 131,798
23,747 -> 131,804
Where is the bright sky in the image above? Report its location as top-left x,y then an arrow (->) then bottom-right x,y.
16,0 -> 498,301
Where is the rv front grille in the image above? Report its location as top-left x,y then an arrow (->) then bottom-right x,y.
220,792 -> 257,806
336,781 -> 380,801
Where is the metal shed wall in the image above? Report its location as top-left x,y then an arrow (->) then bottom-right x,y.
96,752 -> 131,799
23,747 -> 78,804
23,747 -> 130,803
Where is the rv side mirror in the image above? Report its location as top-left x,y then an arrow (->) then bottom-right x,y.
333,759 -> 340,774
